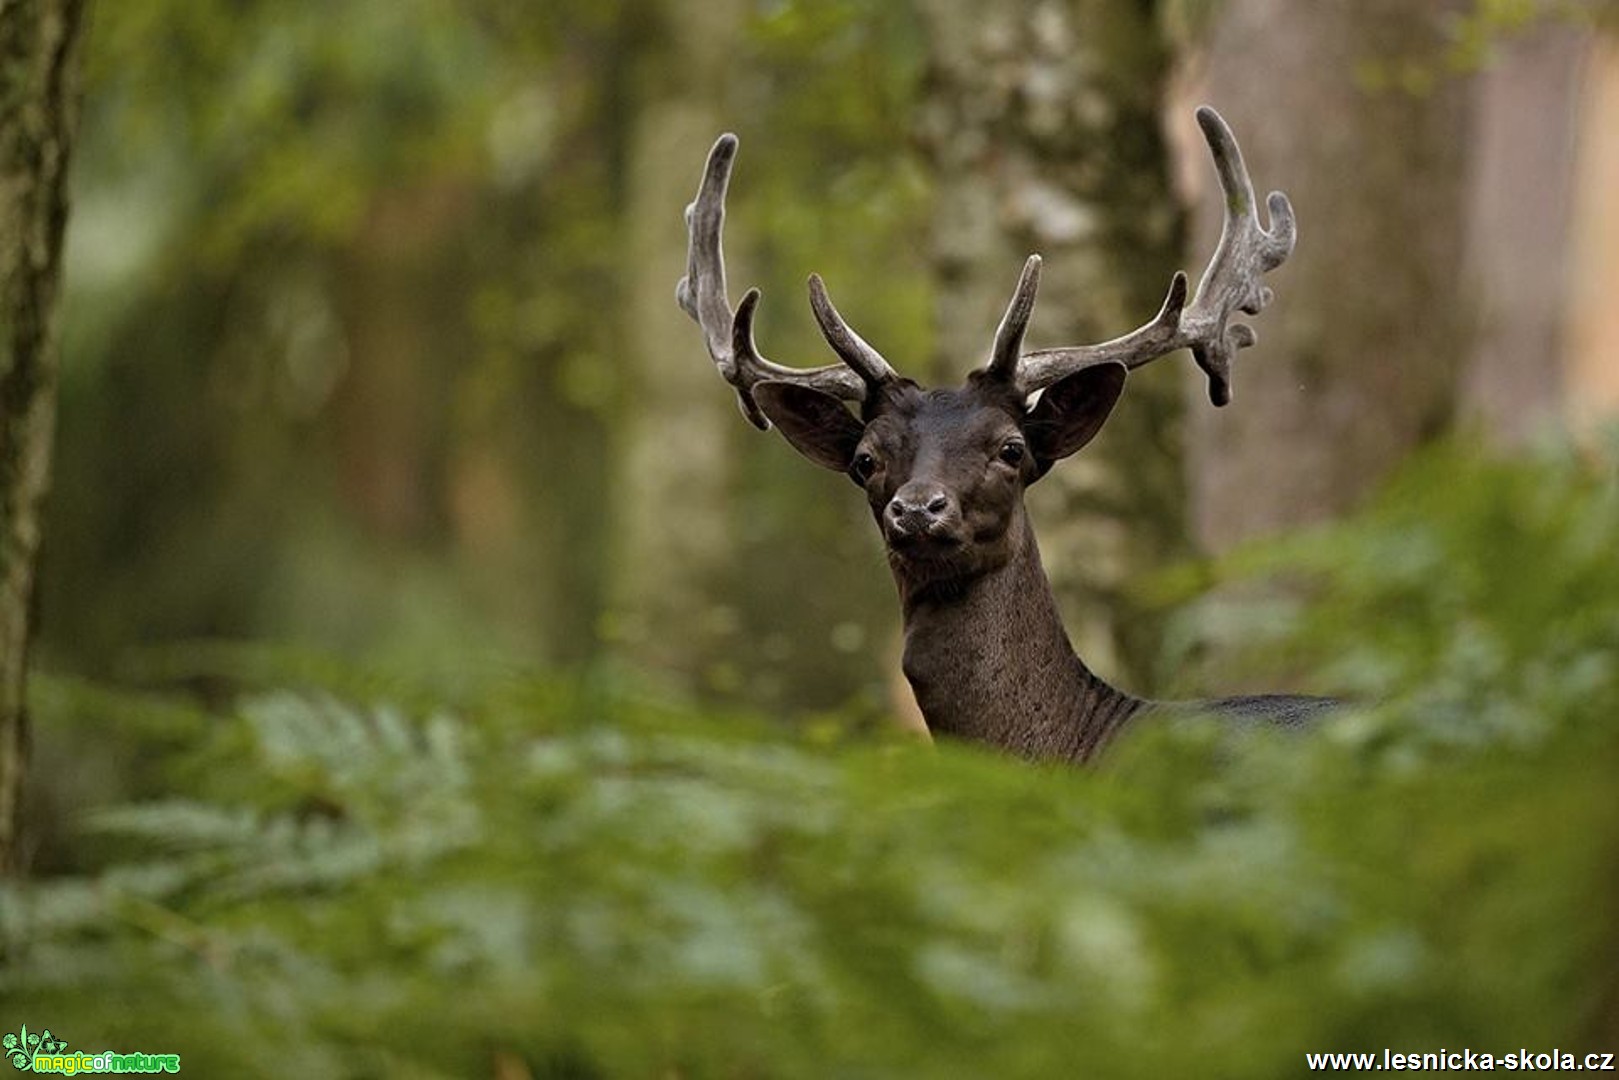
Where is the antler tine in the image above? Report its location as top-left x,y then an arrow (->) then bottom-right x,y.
987,255 -> 1042,380
807,273 -> 899,389
676,135 -> 738,364
1180,105 -> 1296,405
1015,271 -> 1189,392
677,134 -> 868,430
1011,106 -> 1296,405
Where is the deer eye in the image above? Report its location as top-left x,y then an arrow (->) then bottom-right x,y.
997,440 -> 1026,467
851,451 -> 878,484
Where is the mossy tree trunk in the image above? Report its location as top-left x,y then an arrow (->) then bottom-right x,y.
0,0 -> 87,871
915,0 -> 1183,690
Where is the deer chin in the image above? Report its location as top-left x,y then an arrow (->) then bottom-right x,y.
884,531 -> 993,592
883,522 -> 962,557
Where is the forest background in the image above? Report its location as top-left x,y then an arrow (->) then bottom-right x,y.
2,1 -> 1618,1075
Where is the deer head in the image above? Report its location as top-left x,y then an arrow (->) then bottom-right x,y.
677,108 -> 1295,607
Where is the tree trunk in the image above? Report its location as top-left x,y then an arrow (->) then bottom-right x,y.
0,0 -> 87,872
1182,0 -> 1474,551
1461,21 -> 1588,442
1566,29 -> 1619,433
915,0 -> 1183,689
607,0 -> 744,691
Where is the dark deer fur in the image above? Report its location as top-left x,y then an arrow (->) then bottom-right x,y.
677,108 -> 1338,764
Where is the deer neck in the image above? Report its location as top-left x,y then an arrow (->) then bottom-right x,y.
896,514 -> 1144,764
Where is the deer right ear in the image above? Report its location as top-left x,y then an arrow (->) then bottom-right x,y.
1025,362 -> 1126,477
752,380 -> 866,473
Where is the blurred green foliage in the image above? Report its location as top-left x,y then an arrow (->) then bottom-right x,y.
4,437 -> 1616,1075
50,0 -> 928,709
1159,434 -> 1619,742
1340,0 -> 1619,94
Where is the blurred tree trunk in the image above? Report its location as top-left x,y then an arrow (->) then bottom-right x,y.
0,0 -> 86,872
915,0 -> 1183,690
607,0 -> 744,691
1460,22 -> 1588,442
1181,0 -> 1474,550
1563,28 -> 1619,434
332,183 -> 472,543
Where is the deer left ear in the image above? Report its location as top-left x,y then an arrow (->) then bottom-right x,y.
752,380 -> 866,473
1025,362 -> 1126,478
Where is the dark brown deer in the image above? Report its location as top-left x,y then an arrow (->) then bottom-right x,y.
677,108 -> 1337,764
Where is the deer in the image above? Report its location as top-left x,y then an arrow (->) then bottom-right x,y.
676,107 -> 1339,765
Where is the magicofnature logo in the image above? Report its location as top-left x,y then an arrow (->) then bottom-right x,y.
4,1026 -> 179,1074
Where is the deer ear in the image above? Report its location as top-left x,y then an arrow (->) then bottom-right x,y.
1025,362 -> 1126,477
752,380 -> 865,473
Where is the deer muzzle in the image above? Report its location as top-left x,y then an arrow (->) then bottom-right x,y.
884,484 -> 961,551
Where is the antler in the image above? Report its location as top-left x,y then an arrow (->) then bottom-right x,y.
676,134 -> 896,429
993,106 -> 1297,406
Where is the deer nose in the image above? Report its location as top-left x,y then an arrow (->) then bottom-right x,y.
886,485 -> 953,535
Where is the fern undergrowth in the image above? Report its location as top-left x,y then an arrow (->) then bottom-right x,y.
2,436 -> 1617,1078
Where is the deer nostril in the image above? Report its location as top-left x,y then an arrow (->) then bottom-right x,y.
889,486 -> 951,528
